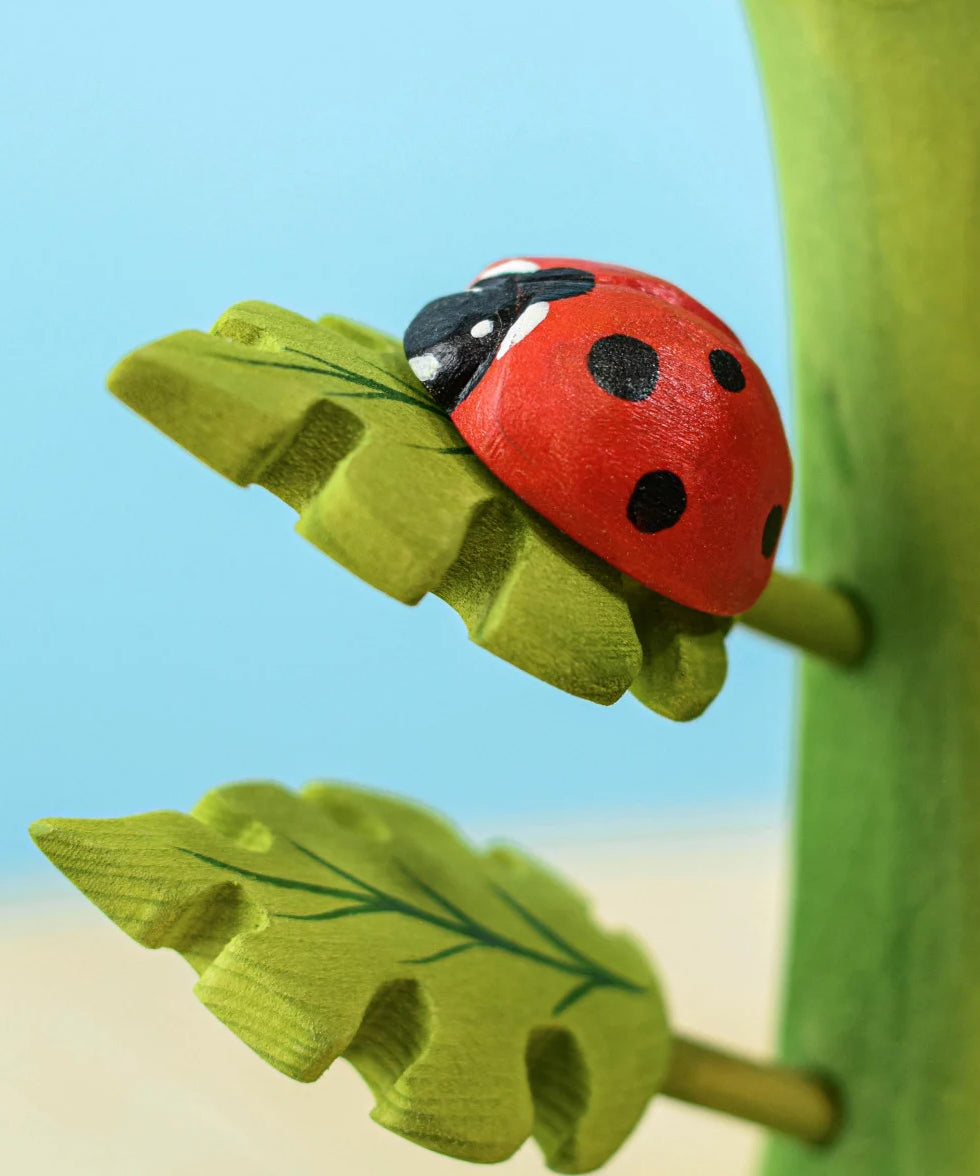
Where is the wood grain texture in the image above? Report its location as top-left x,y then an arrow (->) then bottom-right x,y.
107,305 -> 730,720
742,2 -> 980,1172
30,782 -> 670,1174
2,826 -> 789,1176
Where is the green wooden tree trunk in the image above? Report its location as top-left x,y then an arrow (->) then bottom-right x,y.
742,2 -> 980,1172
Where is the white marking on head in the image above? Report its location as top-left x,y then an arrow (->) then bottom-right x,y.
477,258 -> 541,280
409,353 -> 441,382
470,319 -> 493,339
497,302 -> 549,358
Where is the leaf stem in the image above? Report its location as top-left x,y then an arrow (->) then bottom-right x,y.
662,1034 -> 840,1146
738,571 -> 870,665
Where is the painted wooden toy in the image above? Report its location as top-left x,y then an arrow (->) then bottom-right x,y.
404,258 -> 792,616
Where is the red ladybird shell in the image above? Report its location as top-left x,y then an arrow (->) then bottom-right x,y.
451,257 -> 792,616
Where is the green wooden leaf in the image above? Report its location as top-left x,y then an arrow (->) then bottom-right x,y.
107,302 -> 730,719
31,782 -> 671,1173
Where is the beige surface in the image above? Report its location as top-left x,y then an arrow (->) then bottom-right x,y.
0,821 -> 788,1176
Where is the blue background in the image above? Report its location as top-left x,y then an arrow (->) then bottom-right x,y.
1,0 -> 794,883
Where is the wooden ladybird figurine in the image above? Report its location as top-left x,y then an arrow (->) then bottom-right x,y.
403,257 -> 792,616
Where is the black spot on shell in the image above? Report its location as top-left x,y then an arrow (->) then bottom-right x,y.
588,335 -> 659,401
627,471 -> 687,533
709,349 -> 746,392
762,505 -> 784,559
